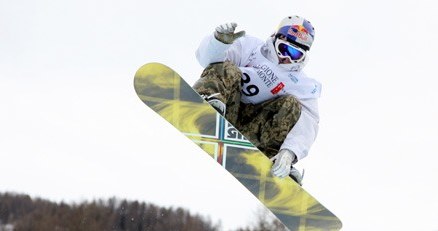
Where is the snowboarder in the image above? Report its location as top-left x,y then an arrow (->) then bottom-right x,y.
193,16 -> 320,185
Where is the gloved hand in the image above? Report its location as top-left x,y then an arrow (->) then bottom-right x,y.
271,149 -> 297,178
214,22 -> 246,44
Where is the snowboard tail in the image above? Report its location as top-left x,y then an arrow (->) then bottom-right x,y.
134,62 -> 342,231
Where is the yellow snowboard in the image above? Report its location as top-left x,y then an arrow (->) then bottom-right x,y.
134,63 -> 342,231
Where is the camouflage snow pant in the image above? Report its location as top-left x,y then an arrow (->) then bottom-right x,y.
193,61 -> 301,158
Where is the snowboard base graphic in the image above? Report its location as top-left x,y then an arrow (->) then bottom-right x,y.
133,62 -> 342,230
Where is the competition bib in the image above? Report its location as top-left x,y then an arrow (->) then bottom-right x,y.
238,45 -> 321,104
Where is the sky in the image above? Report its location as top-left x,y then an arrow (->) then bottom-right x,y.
1,0 -> 438,230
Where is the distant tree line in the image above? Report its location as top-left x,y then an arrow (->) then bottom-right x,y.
234,208 -> 288,231
0,192 -> 287,231
0,192 -> 219,231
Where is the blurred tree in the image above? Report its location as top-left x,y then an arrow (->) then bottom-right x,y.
234,206 -> 288,231
0,192 -> 220,231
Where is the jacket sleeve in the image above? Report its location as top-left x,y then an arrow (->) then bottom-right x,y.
195,34 -> 232,68
196,34 -> 255,67
280,98 -> 320,161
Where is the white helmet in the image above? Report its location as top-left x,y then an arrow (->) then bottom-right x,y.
266,16 -> 315,71
275,15 -> 315,51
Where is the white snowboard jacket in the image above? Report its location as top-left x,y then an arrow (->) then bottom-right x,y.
195,34 -> 321,161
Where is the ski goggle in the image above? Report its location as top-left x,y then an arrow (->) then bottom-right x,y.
275,39 -> 306,62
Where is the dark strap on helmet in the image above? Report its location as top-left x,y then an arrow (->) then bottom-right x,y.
275,34 -> 310,51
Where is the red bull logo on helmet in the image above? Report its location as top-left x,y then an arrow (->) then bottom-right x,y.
288,25 -> 309,41
293,25 -> 309,33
